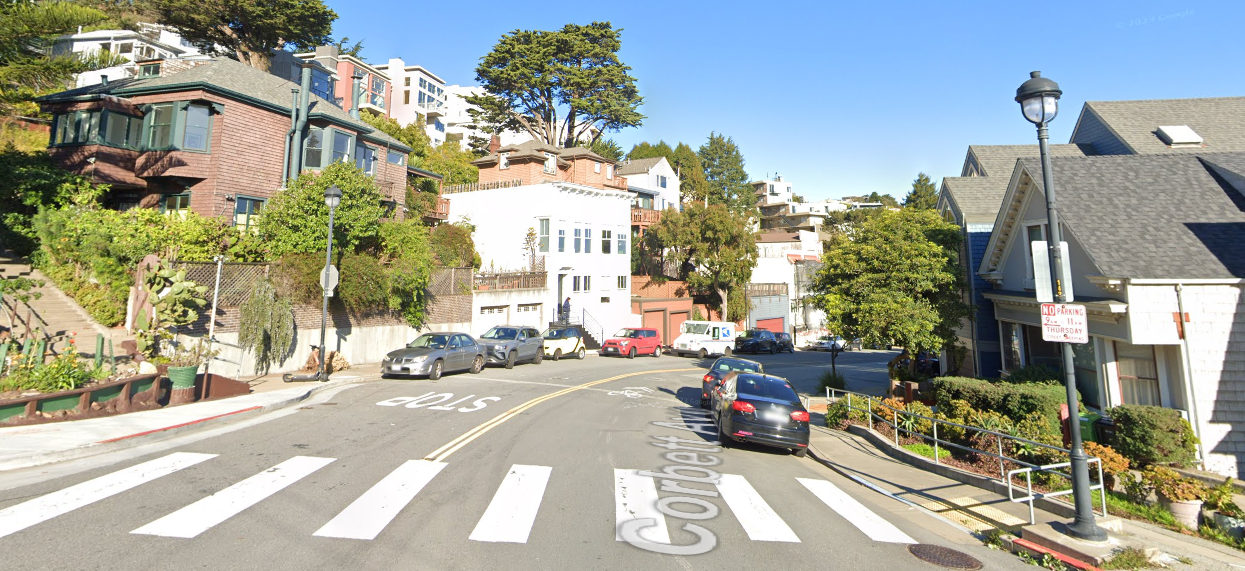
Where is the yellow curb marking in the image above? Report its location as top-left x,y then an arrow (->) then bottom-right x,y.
423,368 -> 700,462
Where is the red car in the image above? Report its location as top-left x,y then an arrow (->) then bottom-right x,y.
600,328 -> 663,358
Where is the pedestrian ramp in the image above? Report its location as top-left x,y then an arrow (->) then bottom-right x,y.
0,452 -> 917,546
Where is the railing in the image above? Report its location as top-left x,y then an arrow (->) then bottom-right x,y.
423,196 -> 450,220
473,271 -> 546,291
630,208 -> 661,226
827,387 -> 1107,525
580,308 -> 604,346
1,295 -> 50,343
443,179 -> 525,194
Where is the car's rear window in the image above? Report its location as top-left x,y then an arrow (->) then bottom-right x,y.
714,359 -> 760,374
737,377 -> 798,402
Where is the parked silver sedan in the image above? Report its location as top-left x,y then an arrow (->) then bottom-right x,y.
381,332 -> 485,380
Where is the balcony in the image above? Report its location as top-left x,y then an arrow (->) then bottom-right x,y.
474,271 -> 547,291
631,207 -> 661,227
418,100 -> 445,117
422,196 -> 449,221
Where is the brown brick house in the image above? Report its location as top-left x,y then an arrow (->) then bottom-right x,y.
36,57 -> 414,228
471,140 -> 628,191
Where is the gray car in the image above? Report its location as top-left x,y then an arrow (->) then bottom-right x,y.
477,325 -> 545,368
381,332 -> 485,380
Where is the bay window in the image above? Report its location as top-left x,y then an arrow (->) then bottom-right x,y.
331,131 -> 352,163
303,128 -> 325,169
147,103 -> 174,149
181,103 -> 211,151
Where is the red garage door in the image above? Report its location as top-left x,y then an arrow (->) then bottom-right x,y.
643,310 -> 665,341
667,312 -> 689,346
757,317 -> 785,333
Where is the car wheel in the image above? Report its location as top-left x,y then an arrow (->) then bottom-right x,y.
718,421 -> 732,448
653,346 -> 662,358
576,347 -> 586,360
627,347 -> 636,359
428,359 -> 443,381
505,351 -> 516,369
534,348 -> 544,364
553,348 -> 562,361
769,345 -> 776,355
470,355 -> 484,374
724,347 -> 733,357
793,448 -> 808,458
699,397 -> 708,409
698,348 -> 707,359
790,346 -> 796,354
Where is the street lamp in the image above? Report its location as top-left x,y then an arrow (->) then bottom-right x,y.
318,184 -> 342,382
1015,71 -> 1107,542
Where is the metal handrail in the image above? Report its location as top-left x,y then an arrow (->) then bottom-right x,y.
581,308 -> 604,345
1008,460 -> 1107,525
827,387 -> 1108,522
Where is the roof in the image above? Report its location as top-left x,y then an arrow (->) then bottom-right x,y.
965,144 -> 1088,178
37,57 -> 409,151
471,140 -> 608,167
1011,153 -> 1245,279
756,232 -> 800,243
942,144 -> 1089,224
616,157 -> 663,176
1078,97 -> 1245,155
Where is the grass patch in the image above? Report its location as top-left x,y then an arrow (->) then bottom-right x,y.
1101,546 -> 1156,570
1090,489 -> 1179,528
903,442 -> 938,459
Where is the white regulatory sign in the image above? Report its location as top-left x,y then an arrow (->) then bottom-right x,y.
1041,303 -> 1088,344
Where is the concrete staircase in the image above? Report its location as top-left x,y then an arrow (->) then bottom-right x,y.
0,250 -> 121,354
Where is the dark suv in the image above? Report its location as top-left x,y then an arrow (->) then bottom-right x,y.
734,329 -> 778,354
774,332 -> 795,353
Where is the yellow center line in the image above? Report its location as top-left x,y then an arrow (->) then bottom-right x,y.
423,367 -> 699,462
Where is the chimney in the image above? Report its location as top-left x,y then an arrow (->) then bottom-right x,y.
350,70 -> 363,119
488,135 -> 501,154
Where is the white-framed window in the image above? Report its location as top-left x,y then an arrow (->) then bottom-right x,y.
500,152 -> 510,169
573,276 -> 581,292
584,228 -> 592,253
480,305 -> 508,315
594,161 -> 601,173
617,275 -> 627,290
583,276 -> 591,291
574,228 -> 582,253
518,303 -> 542,313
538,219 -> 550,252
601,230 -> 611,254
543,152 -> 556,174
657,175 -> 667,188
606,164 -> 614,179
618,232 -> 627,255
558,229 -> 565,252
1026,224 -> 1048,279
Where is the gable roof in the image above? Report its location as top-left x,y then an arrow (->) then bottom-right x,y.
983,153 -> 1245,280
965,144 -> 1088,178
1073,97 -> 1245,155
617,157 -> 664,176
941,144 -> 1088,225
471,140 -> 610,167
37,57 -> 409,151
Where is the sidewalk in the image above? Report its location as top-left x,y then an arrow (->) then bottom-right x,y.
807,423 -> 1245,569
0,367 -> 380,472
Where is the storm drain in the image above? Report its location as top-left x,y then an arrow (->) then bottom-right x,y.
907,544 -> 983,570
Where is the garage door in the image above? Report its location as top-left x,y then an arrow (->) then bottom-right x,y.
667,312 -> 689,346
476,305 -> 510,337
757,317 -> 785,334
643,310 -> 664,341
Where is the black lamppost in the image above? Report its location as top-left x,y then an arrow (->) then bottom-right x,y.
318,184 -> 342,382
1015,71 -> 1107,542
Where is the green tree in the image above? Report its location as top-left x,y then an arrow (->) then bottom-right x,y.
588,138 -> 623,161
670,142 -> 708,204
467,21 -> 644,147
378,220 -> 434,327
811,208 -> 970,359
903,172 -> 939,210
647,202 -> 758,321
867,191 -> 900,209
628,141 -> 673,160
144,0 -> 336,71
335,36 -> 364,57
698,132 -> 753,215
422,142 -> 479,185
256,161 -> 386,258
360,111 -> 432,165
0,1 -> 125,115
429,221 -> 480,269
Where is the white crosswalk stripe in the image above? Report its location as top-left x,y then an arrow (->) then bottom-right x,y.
0,452 -> 215,540
314,460 -> 447,540
469,464 -> 552,543
715,474 -> 800,542
132,456 -> 335,539
797,478 -> 916,544
613,469 -> 671,544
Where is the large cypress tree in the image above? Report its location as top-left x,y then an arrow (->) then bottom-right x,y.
903,172 -> 939,210
0,2 -> 124,115
697,132 -> 753,216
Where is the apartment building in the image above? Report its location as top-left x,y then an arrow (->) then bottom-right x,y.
52,24 -> 209,88
374,58 -> 449,146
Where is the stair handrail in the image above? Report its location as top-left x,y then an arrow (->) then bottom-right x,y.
1,293 -> 51,343
581,308 -> 605,346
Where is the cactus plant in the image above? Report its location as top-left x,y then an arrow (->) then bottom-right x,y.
136,260 -> 209,359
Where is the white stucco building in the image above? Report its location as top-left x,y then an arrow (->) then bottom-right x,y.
750,231 -> 825,342
752,176 -> 794,206
374,58 -> 448,145
617,156 -> 681,212
53,24 -> 208,87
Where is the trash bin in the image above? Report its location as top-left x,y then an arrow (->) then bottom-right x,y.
1079,412 -> 1102,443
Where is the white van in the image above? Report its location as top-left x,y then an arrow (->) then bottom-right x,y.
672,321 -> 737,358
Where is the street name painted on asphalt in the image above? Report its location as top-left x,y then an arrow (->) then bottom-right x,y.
377,392 -> 501,413
1040,303 -> 1088,343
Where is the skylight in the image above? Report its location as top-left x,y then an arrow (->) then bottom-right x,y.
1156,125 -> 1204,148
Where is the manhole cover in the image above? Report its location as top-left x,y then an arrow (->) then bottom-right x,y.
907,544 -> 983,569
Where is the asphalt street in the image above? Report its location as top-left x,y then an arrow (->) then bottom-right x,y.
0,350 -> 1029,570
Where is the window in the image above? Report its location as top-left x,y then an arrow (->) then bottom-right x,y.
557,229 -> 565,252
53,110 -> 100,145
1116,342 -> 1161,406
331,130 -> 352,163
499,152 -> 510,169
601,230 -> 611,254
658,175 -> 667,188
543,152 -> 556,174
234,196 -> 264,232
117,42 -> 132,54
538,219 -> 550,252
355,143 -> 376,174
387,150 -> 405,165
310,70 -> 334,102
572,276 -> 581,292
617,275 -> 627,289
139,63 -> 161,77
1001,321 -> 1023,373
594,161 -> 601,173
404,90 -> 410,104
583,276 -> 591,291
584,228 -> 592,253
618,233 -> 627,254
147,103 -> 174,149
303,128 -> 324,169
606,164 -> 614,179
1026,224 -> 1048,279
161,193 -> 190,218
601,297 -> 610,303
574,228 -> 582,253
480,305 -> 507,315
419,78 -> 427,89
371,76 -> 384,94
181,104 -> 211,151
518,303 -> 541,313
404,77 -> 411,87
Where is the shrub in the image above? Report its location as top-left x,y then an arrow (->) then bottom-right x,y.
1143,466 -> 1207,503
1083,442 -> 1130,491
1205,478 -> 1245,518
1000,364 -> 1060,385
824,399 -> 849,429
1120,472 -> 1152,504
1110,404 -> 1199,468
256,161 -> 386,258
336,254 -> 389,313
817,370 -> 846,394
429,221 -> 480,268
379,220 -> 433,328
237,279 -> 294,375
903,401 -> 934,436
933,376 -> 1072,439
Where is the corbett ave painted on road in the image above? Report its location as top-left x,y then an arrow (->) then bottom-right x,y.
1040,303 -> 1088,343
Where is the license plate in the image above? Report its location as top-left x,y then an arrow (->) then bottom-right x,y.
390,365 -> 402,371
762,410 -> 787,423
603,348 -> 615,352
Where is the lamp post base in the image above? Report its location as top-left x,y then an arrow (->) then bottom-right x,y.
1063,519 -> 1109,542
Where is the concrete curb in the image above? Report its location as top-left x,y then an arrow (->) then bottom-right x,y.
0,378 -> 362,472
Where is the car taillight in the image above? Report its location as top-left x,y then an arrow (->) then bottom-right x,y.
731,401 -> 755,413
703,374 -> 714,382
791,411 -> 810,422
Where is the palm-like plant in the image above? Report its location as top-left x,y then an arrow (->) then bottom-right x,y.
0,1 -> 126,115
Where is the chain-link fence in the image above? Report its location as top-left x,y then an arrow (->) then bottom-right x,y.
170,261 -> 269,307
428,267 -> 473,296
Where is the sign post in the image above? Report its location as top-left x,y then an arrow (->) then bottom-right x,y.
1041,303 -> 1088,344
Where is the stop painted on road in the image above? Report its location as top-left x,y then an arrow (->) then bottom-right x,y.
377,392 -> 500,413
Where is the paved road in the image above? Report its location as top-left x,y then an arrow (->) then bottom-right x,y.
0,351 -> 1027,570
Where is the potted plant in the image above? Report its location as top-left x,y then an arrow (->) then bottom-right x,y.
1144,466 -> 1207,529
1205,477 -> 1245,540
166,339 -> 217,405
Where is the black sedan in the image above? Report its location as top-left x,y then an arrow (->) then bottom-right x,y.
699,357 -> 763,408
734,329 -> 778,354
774,332 -> 795,353
710,372 -> 811,457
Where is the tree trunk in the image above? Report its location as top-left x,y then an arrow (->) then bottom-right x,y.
564,108 -> 578,148
717,287 -> 729,322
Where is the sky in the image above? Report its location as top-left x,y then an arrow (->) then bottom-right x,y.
330,0 -> 1242,201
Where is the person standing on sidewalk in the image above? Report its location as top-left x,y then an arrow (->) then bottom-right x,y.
561,297 -> 571,323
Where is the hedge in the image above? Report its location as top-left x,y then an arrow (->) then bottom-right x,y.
1110,404 -> 1198,468
932,376 -> 1074,436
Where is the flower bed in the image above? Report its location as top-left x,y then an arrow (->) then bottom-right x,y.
0,373 -> 164,426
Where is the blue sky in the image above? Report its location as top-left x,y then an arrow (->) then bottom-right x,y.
330,0 -> 1239,201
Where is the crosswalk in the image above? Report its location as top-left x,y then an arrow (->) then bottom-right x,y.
0,453 -> 917,546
